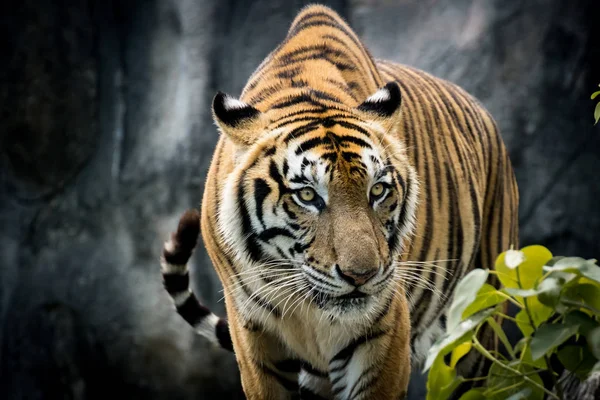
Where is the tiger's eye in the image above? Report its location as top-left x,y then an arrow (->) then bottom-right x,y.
370,183 -> 385,198
299,187 -> 316,202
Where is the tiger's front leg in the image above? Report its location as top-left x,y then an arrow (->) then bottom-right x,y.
327,298 -> 411,400
227,307 -> 301,400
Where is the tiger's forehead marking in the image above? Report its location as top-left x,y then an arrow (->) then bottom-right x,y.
282,126 -> 388,198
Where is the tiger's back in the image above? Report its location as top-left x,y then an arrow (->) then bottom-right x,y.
375,61 -> 518,360
161,4 -> 518,399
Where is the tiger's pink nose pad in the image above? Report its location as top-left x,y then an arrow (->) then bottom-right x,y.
335,265 -> 378,286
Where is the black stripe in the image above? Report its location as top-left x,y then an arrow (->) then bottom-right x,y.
284,122 -> 321,143
176,295 -> 211,326
246,84 -> 284,106
348,365 -> 377,399
296,136 -> 326,154
288,13 -> 381,85
350,374 -> 377,400
238,179 -> 263,262
325,77 -> 359,101
301,363 -> 328,378
336,134 -> 371,149
277,51 -> 356,71
269,160 -> 288,200
254,178 -> 271,229
321,34 -> 378,91
274,115 -> 322,129
299,387 -> 328,400
277,66 -> 302,79
262,365 -> 299,392
341,151 -> 360,162
332,382 -> 346,397
372,293 -> 394,325
329,356 -> 352,374
163,272 -> 189,294
163,248 -> 193,266
215,319 -> 233,351
278,44 -> 348,64
304,269 -> 342,290
282,201 -> 297,220
271,93 -> 328,110
258,227 -> 295,241
331,330 -> 387,363
275,359 -> 302,373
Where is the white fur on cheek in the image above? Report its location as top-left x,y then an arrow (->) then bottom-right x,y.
218,173 -> 251,266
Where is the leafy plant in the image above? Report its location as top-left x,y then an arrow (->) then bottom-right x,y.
424,245 -> 600,400
592,84 -> 600,125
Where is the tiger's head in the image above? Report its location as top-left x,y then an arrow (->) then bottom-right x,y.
214,82 -> 419,321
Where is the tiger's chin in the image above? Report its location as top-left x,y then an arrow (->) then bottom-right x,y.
313,290 -> 386,323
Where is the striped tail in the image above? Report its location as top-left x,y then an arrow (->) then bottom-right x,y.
160,209 -> 233,352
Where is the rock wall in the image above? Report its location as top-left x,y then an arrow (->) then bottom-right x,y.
0,0 -> 598,398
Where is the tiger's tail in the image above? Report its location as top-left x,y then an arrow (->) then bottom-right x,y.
160,209 -> 233,352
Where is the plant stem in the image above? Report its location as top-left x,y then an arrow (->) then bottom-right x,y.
486,381 -> 524,396
496,312 -> 519,323
472,336 -> 560,399
490,369 -> 546,378
514,267 -> 564,399
561,299 -> 600,315
496,291 -> 525,309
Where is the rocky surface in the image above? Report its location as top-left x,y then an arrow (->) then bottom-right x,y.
0,0 -> 598,398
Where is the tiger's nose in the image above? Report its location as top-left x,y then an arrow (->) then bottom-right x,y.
335,265 -> 378,286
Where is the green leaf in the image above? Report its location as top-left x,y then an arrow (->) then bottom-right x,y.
426,356 -> 463,400
587,326 -> 600,360
486,363 -> 543,400
505,388 -> 533,400
424,309 -> 494,372
565,283 -> 600,312
447,269 -> 489,332
592,90 -> 600,100
495,245 -> 553,290
450,340 -> 473,368
504,274 -> 569,308
504,287 -> 538,297
516,309 -> 535,337
546,256 -> 565,267
459,388 -> 486,400
520,344 -> 548,369
546,257 -> 600,283
515,297 -> 553,337
487,317 -> 515,358
463,284 -> 506,320
557,345 -> 585,371
514,337 -> 527,354
530,323 -> 579,361
536,276 -> 563,308
564,310 -> 600,336
596,99 -> 600,124
557,344 -> 598,380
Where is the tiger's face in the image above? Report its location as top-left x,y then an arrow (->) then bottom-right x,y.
215,82 -> 419,321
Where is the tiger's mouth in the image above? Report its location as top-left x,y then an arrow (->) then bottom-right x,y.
312,289 -> 371,311
337,289 -> 368,299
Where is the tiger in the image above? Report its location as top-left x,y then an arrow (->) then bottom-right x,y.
160,4 -> 519,400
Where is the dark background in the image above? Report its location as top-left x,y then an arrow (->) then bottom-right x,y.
0,0 -> 598,398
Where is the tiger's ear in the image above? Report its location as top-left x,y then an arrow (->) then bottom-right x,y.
357,82 -> 402,132
212,92 -> 267,146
